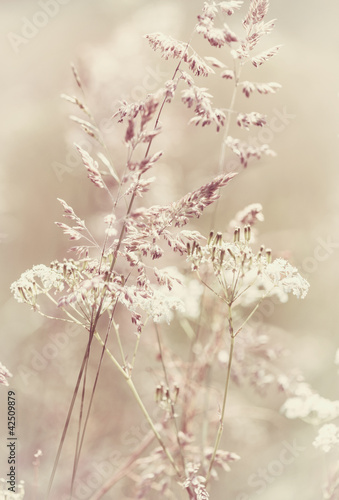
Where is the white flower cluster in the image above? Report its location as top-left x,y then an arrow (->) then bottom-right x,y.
122,285 -> 185,325
264,258 -> 310,299
313,423 -> 339,453
119,268 -> 203,325
160,267 -> 204,320
281,394 -> 339,425
10,264 -> 65,307
188,231 -> 309,306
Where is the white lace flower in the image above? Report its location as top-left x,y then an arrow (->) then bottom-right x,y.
281,394 -> 339,424
10,264 -> 64,306
313,424 -> 339,453
32,264 -> 65,291
121,285 -> 185,324
263,259 -> 309,299
160,267 -> 204,320
188,230 -> 309,306
234,267 -> 289,306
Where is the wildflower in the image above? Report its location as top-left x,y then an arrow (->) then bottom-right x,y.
120,285 -> 185,325
221,69 -> 234,79
155,267 -> 204,320
181,84 -> 226,131
251,46 -> 282,67
281,394 -> 339,424
75,144 -> 105,189
145,33 -> 212,77
225,135 -> 276,167
264,258 -> 309,299
204,448 -> 241,476
145,33 -> 187,60
219,1 -> 243,16
182,464 -> 209,500
10,264 -> 65,307
236,111 -> 267,129
240,80 -> 281,98
188,230 -> 309,305
313,424 -> 339,453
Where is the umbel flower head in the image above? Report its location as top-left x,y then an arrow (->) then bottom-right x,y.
10,264 -> 66,309
187,226 -> 309,306
313,423 -> 339,453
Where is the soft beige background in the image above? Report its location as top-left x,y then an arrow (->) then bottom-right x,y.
1,1 -> 339,499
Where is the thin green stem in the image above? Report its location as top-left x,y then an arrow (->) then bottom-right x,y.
113,320 -> 126,366
197,271 -> 225,302
47,334 -> 94,499
44,290 -> 89,325
71,306 -> 118,496
234,286 -> 276,337
70,351 -> 89,498
131,316 -> 146,372
206,305 -> 235,484
94,332 -> 127,379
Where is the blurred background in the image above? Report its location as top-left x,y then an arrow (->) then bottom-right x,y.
1,1 -> 339,499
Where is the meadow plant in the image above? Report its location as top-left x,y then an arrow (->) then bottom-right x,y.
9,1 -> 320,498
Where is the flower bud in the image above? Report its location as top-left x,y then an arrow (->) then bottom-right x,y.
266,248 -> 272,263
